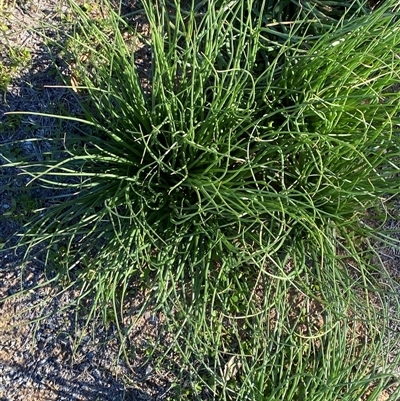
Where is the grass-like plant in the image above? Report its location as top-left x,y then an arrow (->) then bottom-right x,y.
2,0 -> 400,399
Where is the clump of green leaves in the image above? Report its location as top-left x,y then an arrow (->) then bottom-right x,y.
0,45 -> 31,91
0,61 -> 10,90
2,0 -> 400,399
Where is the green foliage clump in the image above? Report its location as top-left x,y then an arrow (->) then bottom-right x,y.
0,45 -> 31,91
2,0 -> 400,399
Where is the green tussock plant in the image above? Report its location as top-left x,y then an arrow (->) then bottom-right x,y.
1,0 -> 400,399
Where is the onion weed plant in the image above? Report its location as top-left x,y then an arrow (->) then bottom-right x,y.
2,0 -> 400,399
